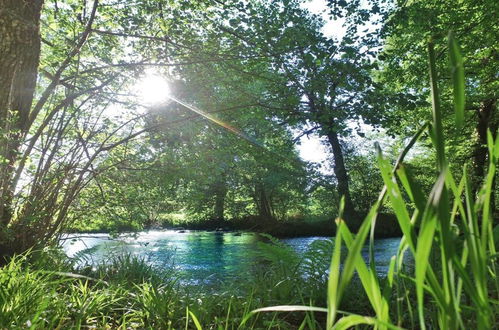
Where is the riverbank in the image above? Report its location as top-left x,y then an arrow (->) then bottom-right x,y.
68,213 -> 402,238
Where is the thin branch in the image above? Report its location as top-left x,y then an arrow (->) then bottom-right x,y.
13,76 -> 115,191
292,126 -> 320,143
29,0 -> 99,128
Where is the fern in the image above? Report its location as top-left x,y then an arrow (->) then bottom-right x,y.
300,238 -> 335,297
254,234 -> 301,275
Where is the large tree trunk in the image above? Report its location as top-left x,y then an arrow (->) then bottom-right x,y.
213,178 -> 227,221
0,0 -> 44,257
254,182 -> 273,220
326,130 -> 358,226
473,98 -> 497,215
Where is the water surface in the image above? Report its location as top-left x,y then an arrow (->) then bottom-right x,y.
62,230 -> 403,284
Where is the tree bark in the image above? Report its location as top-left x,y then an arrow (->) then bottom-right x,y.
0,1 -> 44,227
326,130 -> 357,226
254,182 -> 273,220
305,90 -> 358,226
213,178 -> 227,221
473,98 -> 497,216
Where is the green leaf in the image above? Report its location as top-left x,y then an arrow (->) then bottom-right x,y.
339,208 -> 387,319
448,32 -> 465,128
377,146 -> 416,252
333,315 -> 376,329
333,315 -> 404,330
336,213 -> 373,315
251,305 -> 328,313
415,171 -> 447,330
428,40 -> 446,170
396,165 -> 425,216
188,310 -> 203,330
327,218 -> 345,328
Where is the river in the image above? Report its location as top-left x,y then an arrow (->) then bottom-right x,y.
61,230 -> 403,284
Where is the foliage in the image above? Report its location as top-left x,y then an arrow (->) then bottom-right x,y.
64,0 -> 398,234
346,151 -> 384,213
378,0 -> 498,195
1,1 -> 497,327
0,0 -> 225,254
212,0 -> 386,221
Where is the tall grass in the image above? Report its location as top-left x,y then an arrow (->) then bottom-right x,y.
248,33 -> 498,329
1,236 -> 376,328
1,247 -> 331,329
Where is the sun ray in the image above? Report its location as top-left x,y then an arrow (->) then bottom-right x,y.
167,95 -> 264,149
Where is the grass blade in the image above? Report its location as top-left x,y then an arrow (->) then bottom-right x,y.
188,310 -> 203,330
414,171 -> 447,330
377,146 -> 416,252
333,315 -> 404,330
327,218 -> 345,328
427,40 -> 446,170
448,31 -> 465,127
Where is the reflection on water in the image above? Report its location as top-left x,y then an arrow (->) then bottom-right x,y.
61,230 -> 403,284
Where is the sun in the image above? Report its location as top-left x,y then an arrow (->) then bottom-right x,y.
134,71 -> 171,105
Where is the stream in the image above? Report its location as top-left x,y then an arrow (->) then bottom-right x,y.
61,230 -> 403,284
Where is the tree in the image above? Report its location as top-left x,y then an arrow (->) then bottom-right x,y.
139,59 -> 308,223
0,0 -> 44,231
379,0 -> 498,197
0,0 -> 396,257
202,0 -> 384,225
0,0 -> 234,256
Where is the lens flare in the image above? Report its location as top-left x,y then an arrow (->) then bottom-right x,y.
135,72 -> 170,105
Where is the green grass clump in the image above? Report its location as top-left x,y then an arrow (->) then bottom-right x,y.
0,246 -> 327,329
0,236 -> 379,329
79,253 -> 173,286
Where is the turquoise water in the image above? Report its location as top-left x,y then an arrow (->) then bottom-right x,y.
61,230 -> 402,284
